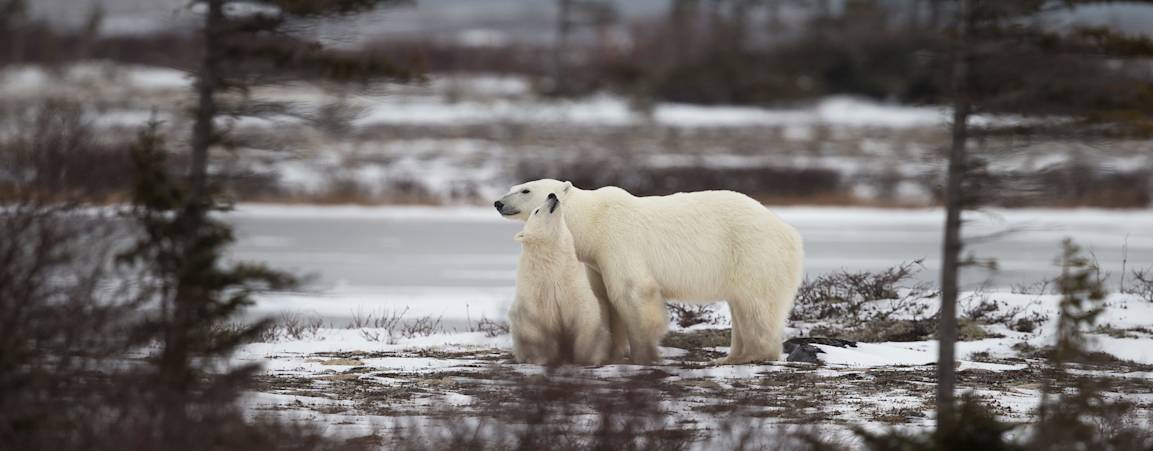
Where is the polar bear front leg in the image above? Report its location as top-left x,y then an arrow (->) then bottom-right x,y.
572,320 -> 611,366
585,266 -> 629,362
510,310 -> 560,365
602,269 -> 667,364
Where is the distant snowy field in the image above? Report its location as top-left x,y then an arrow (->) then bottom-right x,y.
7,63 -> 1150,206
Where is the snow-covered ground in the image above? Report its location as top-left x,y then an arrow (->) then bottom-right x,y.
236,289 -> 1153,444
219,204 -> 1153,445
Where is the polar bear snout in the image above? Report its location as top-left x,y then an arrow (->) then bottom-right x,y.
494,200 -> 519,216
546,194 -> 559,213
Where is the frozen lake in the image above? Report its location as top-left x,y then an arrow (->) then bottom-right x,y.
227,205 -> 1153,323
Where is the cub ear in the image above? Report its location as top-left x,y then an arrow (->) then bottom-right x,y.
514,231 -> 525,242
562,181 -> 572,193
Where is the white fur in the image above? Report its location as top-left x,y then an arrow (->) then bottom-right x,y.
497,179 -> 804,364
509,196 -> 611,366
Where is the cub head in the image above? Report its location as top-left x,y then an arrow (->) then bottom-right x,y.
514,193 -> 568,244
494,179 -> 573,221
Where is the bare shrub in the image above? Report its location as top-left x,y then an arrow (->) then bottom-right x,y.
792,260 -> 937,342
668,303 -> 721,328
278,313 -> 324,341
350,308 -> 445,342
962,293 -> 1023,325
210,321 -> 279,344
349,307 -> 407,331
1010,279 -> 1051,295
311,98 -> 367,137
1122,267 -> 1153,302
360,329 -> 387,343
960,291 -> 1048,334
400,315 -> 445,338
470,316 -> 511,338
0,201 -> 132,449
0,99 -> 135,202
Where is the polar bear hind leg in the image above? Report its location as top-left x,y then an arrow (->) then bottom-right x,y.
716,292 -> 791,365
725,302 -> 746,358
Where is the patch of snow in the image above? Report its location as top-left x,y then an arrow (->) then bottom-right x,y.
816,97 -> 948,129
1089,336 -> 1153,365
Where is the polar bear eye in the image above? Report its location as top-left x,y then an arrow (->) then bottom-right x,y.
533,208 -> 540,215
521,189 -> 530,194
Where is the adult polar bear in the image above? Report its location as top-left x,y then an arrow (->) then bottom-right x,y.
494,179 -> 804,364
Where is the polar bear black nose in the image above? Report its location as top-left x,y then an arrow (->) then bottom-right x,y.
494,201 -> 504,210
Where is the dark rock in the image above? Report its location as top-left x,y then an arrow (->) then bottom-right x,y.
783,337 -> 858,364
786,337 -> 858,349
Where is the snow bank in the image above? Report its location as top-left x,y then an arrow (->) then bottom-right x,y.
0,63 -> 191,94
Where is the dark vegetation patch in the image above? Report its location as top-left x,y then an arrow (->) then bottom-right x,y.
662,329 -> 731,350
516,158 -> 848,203
1122,266 -> 1153,302
978,164 -> 1153,209
668,303 -> 722,328
792,260 -> 939,342
0,100 -> 137,202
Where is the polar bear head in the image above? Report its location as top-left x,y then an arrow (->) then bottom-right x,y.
514,193 -> 569,244
494,179 -> 573,221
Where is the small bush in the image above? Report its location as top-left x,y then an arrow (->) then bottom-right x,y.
792,260 -> 937,342
348,308 -> 445,343
960,292 -> 1048,334
852,393 -> 1020,451
470,316 -> 510,338
668,303 -> 721,328
278,313 -> 324,340
349,307 -> 408,331
1122,267 -> 1153,302
0,99 -> 136,202
400,315 -> 445,338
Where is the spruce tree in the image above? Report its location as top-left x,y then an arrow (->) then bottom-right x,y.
120,0 -> 418,434
935,0 -> 1153,429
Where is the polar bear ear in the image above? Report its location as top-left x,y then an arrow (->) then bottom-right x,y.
514,231 -> 525,242
562,181 -> 572,193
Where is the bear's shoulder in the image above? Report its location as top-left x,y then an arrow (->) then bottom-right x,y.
590,186 -> 631,196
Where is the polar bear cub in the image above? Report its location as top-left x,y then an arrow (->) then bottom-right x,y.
509,193 -> 611,366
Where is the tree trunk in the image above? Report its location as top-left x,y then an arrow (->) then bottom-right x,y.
552,0 -> 573,93
161,0 -> 222,411
928,0 -> 941,29
937,0 -> 972,434
189,0 -> 222,201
